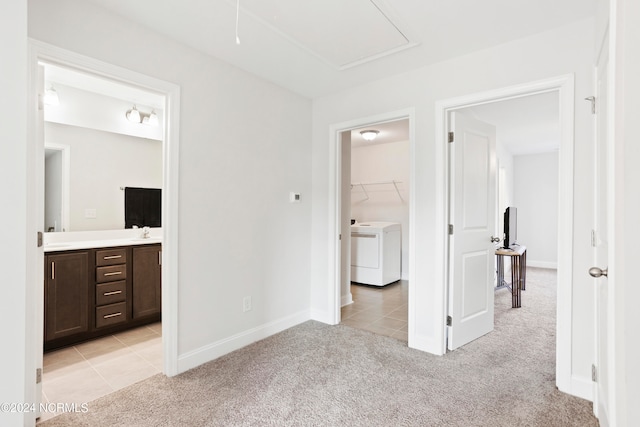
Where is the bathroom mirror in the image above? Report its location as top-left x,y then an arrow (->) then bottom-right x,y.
43,64 -> 164,233
44,125 -> 162,232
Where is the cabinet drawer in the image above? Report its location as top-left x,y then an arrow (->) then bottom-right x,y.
96,281 -> 126,306
96,265 -> 126,283
95,302 -> 127,328
96,249 -> 127,266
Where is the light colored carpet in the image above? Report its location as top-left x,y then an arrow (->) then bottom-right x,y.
39,268 -> 598,426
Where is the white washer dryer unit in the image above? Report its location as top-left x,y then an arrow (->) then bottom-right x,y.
350,222 -> 401,286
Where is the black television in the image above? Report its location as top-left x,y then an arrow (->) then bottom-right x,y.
503,207 -> 517,249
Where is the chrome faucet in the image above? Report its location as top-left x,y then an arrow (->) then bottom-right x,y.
142,226 -> 150,239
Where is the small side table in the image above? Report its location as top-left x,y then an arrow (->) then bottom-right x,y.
495,245 -> 527,308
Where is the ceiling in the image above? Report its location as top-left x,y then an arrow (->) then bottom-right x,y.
351,119 -> 410,148
349,92 -> 559,155
44,63 -> 165,109
467,91 -> 560,155
85,0 -> 597,98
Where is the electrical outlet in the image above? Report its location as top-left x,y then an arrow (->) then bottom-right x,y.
243,296 -> 252,312
84,208 -> 97,219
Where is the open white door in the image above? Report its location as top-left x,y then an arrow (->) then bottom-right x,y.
591,34 -> 611,426
35,64 -> 45,418
447,112 -> 497,351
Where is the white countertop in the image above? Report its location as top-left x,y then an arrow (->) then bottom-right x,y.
43,229 -> 162,252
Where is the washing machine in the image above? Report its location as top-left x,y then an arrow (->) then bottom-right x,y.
350,222 -> 401,286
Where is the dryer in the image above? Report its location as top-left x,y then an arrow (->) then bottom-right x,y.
350,222 -> 401,286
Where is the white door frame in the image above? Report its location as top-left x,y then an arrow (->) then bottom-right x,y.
435,74 -> 575,393
27,41 -> 181,389
327,108 -> 416,340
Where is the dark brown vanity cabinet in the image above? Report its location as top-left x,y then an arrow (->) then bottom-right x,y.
44,243 -> 161,351
44,251 -> 89,341
132,245 -> 162,319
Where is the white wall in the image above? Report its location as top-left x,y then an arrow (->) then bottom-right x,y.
0,1 -> 32,425
513,152 -> 559,267
44,122 -> 162,231
613,0 -> 640,424
44,150 -> 63,231
29,0 -> 312,370
351,140 -> 410,279
44,83 -> 163,141
311,18 -> 595,396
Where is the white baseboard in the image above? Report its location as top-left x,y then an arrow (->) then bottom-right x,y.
341,292 -> 353,307
408,333 -> 445,356
527,260 -> 558,269
310,308 -> 336,324
570,374 -> 594,401
177,310 -> 310,374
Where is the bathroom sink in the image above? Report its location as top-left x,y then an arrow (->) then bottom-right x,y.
130,237 -> 162,242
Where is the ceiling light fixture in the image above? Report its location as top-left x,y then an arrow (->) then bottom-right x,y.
360,130 -> 379,141
44,86 -> 60,106
126,105 -> 141,123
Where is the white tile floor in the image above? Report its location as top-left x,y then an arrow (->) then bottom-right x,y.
38,322 -> 162,423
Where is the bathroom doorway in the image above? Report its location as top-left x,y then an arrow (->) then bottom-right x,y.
29,41 -> 180,422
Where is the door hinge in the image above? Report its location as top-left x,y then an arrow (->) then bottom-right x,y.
448,224 -> 454,235
446,316 -> 452,326
37,231 -> 43,248
36,368 -> 42,384
592,364 -> 597,382
339,234 -> 342,240
448,132 -> 454,143
585,96 -> 596,114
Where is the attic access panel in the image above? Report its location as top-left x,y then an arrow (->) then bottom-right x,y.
240,0 -> 415,69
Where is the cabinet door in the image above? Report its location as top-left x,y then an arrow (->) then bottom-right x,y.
132,245 -> 161,318
45,252 -> 89,341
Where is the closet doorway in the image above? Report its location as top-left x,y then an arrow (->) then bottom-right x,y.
338,117 -> 412,343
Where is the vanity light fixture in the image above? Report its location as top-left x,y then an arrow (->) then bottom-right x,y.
43,86 -> 60,106
126,105 -> 141,123
360,130 -> 379,141
142,110 -> 159,126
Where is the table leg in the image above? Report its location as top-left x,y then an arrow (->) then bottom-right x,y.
511,255 -> 521,308
521,250 -> 527,290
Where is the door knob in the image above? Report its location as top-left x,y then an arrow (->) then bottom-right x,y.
589,267 -> 608,278
490,236 -> 501,243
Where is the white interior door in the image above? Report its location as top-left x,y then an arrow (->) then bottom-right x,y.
35,64 -> 45,417
592,35 -> 611,425
448,112 -> 497,351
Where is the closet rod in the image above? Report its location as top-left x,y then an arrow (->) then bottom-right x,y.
350,180 -> 404,202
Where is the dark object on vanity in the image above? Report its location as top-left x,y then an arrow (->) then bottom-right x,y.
124,187 -> 161,229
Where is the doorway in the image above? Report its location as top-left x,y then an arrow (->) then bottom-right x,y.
329,108 -> 416,342
39,61 -> 164,421
437,75 -> 575,393
340,119 -> 411,341
28,41 -> 180,423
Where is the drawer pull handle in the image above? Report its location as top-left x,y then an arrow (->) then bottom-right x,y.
103,312 -> 122,319
104,271 -> 122,276
103,290 -> 122,296
103,255 -> 122,260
